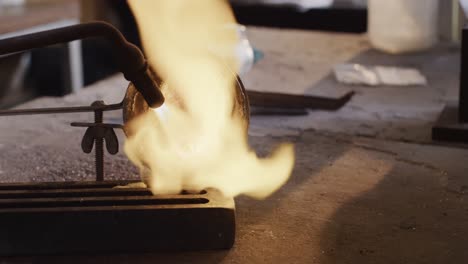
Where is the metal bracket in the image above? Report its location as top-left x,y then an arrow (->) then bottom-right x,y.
71,101 -> 124,181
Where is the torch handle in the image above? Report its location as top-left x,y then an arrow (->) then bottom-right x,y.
0,21 -> 164,108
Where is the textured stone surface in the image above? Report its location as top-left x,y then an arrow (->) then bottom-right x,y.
1,27 -> 468,263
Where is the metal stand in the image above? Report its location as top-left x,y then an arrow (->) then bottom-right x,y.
432,28 -> 468,143
71,101 -> 123,181
0,181 -> 235,255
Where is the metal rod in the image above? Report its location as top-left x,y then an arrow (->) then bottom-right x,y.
250,107 -> 308,116
247,90 -> 355,110
70,122 -> 123,129
0,102 -> 123,116
93,101 -> 105,182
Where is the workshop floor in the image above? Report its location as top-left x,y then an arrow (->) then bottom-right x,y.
1,27 -> 468,263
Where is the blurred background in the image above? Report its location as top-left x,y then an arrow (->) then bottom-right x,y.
0,0 -> 462,108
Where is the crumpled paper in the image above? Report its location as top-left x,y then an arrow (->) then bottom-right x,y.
334,64 -> 427,86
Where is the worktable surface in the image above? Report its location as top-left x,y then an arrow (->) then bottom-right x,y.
0,1 -> 79,35
0,27 -> 467,264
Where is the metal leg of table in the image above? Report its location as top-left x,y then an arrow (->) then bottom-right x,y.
432,27 -> 468,143
66,40 -> 83,93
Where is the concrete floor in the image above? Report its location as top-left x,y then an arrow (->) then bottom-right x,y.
1,28 -> 468,263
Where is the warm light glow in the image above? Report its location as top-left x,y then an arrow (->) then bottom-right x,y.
125,0 -> 295,199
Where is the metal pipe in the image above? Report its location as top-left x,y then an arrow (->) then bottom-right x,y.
0,21 -> 164,108
0,102 -> 123,116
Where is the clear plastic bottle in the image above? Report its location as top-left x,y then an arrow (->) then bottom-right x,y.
235,25 -> 255,76
368,0 -> 440,54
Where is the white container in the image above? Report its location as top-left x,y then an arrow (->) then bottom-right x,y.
368,0 -> 439,54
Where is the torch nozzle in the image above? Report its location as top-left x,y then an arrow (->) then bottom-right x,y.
126,65 -> 165,108
137,74 -> 165,108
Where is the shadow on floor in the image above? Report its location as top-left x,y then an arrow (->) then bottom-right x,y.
318,143 -> 468,263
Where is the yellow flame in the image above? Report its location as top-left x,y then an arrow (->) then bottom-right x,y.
126,0 -> 295,199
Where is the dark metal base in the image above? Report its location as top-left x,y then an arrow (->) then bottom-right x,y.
247,91 -> 355,111
0,181 -> 235,256
432,104 -> 468,143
